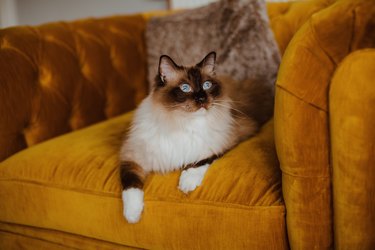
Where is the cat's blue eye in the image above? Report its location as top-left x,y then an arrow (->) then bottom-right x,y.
202,81 -> 212,90
180,83 -> 192,93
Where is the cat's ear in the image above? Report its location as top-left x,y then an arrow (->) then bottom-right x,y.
158,55 -> 180,84
197,51 -> 216,75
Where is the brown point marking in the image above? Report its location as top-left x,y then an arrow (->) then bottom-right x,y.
183,154 -> 221,170
120,161 -> 145,189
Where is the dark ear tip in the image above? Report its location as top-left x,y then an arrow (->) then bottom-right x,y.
159,55 -> 169,62
159,54 -> 179,68
208,51 -> 216,59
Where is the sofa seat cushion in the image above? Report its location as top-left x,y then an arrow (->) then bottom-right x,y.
0,113 -> 286,249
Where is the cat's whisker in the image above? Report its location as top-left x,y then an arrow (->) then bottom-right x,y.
212,108 -> 242,127
229,113 -> 249,120
212,102 -> 250,119
165,105 -> 179,109
213,102 -> 246,115
163,104 -> 183,109
215,99 -> 247,106
212,105 -> 246,121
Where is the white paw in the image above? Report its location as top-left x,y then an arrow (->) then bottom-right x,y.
178,164 -> 209,194
122,188 -> 144,223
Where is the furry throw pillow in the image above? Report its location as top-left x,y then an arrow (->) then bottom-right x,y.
145,0 -> 280,90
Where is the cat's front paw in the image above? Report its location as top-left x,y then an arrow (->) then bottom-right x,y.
122,188 -> 144,223
178,164 -> 209,194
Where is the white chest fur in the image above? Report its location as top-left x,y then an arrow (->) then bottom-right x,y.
121,96 -> 235,173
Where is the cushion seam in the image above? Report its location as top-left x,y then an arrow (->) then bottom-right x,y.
276,84 -> 327,112
0,221 -> 143,249
308,17 -> 336,67
145,199 -> 285,210
0,178 -> 119,197
281,170 -> 330,179
0,229 -> 81,250
0,178 -> 284,209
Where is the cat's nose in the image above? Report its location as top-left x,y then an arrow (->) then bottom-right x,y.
195,95 -> 207,103
195,92 -> 207,103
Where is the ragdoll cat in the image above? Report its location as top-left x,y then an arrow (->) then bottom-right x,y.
119,52 -> 274,223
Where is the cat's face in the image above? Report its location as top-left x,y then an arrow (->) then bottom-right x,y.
153,52 -> 222,113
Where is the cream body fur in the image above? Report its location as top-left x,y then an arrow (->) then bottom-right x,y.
120,94 -> 242,173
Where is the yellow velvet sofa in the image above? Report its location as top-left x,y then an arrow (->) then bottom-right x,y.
1,0 -> 374,249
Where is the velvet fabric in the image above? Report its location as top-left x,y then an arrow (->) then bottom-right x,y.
0,0 -> 327,165
0,222 -> 136,250
330,50 -> 375,249
267,0 -> 334,54
0,15 -> 149,162
1,0 -> 374,249
0,114 -> 287,249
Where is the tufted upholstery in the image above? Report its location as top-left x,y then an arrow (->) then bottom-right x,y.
0,1 -> 332,163
2,0 -> 374,249
267,0 -> 334,54
0,0 -> 336,164
0,15 -> 150,162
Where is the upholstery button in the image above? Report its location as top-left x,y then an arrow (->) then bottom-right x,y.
38,66 -> 52,88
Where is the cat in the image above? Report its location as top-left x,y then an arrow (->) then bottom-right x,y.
119,51 -> 274,223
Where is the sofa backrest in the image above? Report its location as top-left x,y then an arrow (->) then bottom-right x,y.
0,0 -> 332,162
0,15 -> 149,161
267,0 -> 335,54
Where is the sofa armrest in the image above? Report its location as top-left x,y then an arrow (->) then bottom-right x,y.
274,0 -> 375,249
0,14 -> 150,161
330,49 -> 375,248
